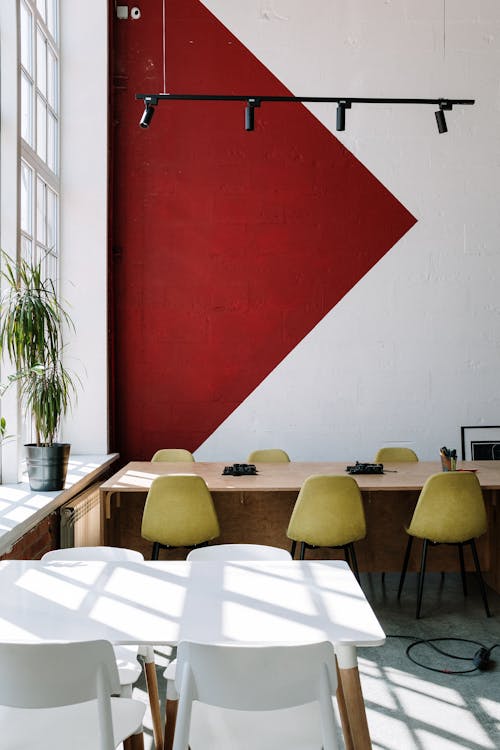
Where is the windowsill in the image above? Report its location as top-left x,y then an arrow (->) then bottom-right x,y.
0,453 -> 119,557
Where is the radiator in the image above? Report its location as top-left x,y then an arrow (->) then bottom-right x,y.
60,482 -> 102,548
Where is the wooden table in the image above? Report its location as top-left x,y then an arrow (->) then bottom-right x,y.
0,558 -> 384,750
99,460 -> 500,592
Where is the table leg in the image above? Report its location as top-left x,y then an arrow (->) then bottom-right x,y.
124,733 -> 145,750
144,651 -> 164,750
335,656 -> 355,750
336,645 -> 372,750
164,697 -> 178,750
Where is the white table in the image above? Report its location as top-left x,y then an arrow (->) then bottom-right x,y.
0,558 -> 385,750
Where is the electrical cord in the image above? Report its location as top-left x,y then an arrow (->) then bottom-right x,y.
386,635 -> 499,674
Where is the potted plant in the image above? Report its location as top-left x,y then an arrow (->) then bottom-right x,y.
0,251 -> 77,490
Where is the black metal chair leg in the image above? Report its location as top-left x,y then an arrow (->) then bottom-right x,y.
348,543 -> 360,583
299,541 -> 306,560
469,539 -> 492,617
458,543 -> 467,596
416,538 -> 429,619
290,541 -> 297,559
397,536 -> 413,600
152,542 -> 160,560
343,544 -> 351,568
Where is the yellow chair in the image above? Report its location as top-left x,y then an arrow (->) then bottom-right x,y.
247,448 -> 290,463
374,447 -> 418,462
141,475 -> 220,560
286,475 -> 366,581
397,471 -> 491,618
151,448 -> 195,462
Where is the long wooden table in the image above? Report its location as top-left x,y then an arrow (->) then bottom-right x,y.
99,460 -> 500,591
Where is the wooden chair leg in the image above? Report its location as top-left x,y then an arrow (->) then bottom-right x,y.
290,540 -> 297,559
397,536 -> 413,600
469,539 -> 492,617
164,697 -> 178,750
416,538 -> 429,619
458,543 -> 467,596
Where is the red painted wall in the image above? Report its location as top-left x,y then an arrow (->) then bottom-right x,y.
111,0 -> 416,461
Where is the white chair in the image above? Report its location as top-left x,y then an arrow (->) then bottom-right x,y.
172,641 -> 340,750
186,543 -> 292,561
41,547 -> 163,750
0,639 -> 145,750
163,543 -> 292,747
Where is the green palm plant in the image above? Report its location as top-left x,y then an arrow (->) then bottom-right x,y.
0,251 -> 77,447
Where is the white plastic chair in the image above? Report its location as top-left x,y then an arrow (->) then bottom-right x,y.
163,543 -> 292,747
186,543 -> 292,561
172,641 -> 340,750
0,640 -> 145,750
41,547 -> 163,750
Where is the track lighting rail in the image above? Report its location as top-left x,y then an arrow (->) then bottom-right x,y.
135,93 -> 474,132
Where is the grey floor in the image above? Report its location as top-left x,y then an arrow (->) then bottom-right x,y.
133,570 -> 500,750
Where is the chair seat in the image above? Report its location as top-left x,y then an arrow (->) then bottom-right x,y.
0,696 -> 145,750
114,644 -> 142,686
186,698 -> 332,750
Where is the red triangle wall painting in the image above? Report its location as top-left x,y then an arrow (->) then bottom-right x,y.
112,0 -> 417,459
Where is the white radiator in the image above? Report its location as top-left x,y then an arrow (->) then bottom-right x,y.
60,482 -> 102,548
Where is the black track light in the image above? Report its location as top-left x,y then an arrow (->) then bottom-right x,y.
140,104 -> 155,128
435,109 -> 447,133
435,100 -> 452,134
336,100 -> 351,132
244,98 -> 260,132
139,96 -> 158,128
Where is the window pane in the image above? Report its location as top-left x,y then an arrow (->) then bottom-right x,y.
21,73 -> 34,145
36,0 -> 46,23
47,112 -> 57,172
21,163 -> 33,234
36,95 -> 47,161
47,47 -> 57,110
47,0 -> 57,40
37,28 -> 47,97
21,235 -> 34,266
36,177 -> 47,244
46,187 -> 57,248
20,1 -> 33,74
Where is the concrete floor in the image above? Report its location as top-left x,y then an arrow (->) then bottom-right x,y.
132,570 -> 500,750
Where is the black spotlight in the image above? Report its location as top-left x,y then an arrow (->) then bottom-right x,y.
435,108 -> 447,133
336,100 -> 351,132
245,103 -> 254,131
140,104 -> 155,128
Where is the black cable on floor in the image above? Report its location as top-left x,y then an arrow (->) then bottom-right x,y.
386,635 -> 500,674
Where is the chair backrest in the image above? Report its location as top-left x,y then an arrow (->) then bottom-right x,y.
374,446 -> 418,462
247,448 -> 290,463
287,474 -> 366,547
0,640 -> 120,750
141,474 -> 220,547
151,449 -> 195,462
173,641 -> 339,750
187,543 -> 292,561
407,471 -> 487,543
42,546 -> 144,562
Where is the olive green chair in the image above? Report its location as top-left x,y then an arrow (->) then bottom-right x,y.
374,447 -> 418,463
141,475 -> 220,560
247,448 -> 290,463
286,475 -> 366,581
151,448 -> 195,462
397,471 -> 491,618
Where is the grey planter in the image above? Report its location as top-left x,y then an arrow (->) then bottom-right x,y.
25,443 -> 71,491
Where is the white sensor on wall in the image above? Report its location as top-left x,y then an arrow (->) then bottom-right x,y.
131,7 -> 141,20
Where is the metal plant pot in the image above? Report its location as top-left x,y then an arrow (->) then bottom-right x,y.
25,443 -> 71,491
